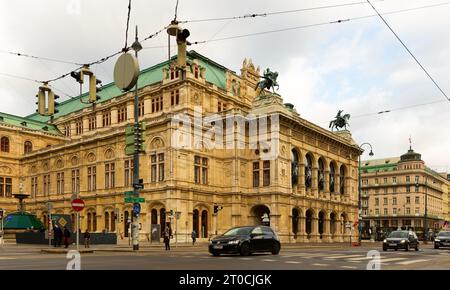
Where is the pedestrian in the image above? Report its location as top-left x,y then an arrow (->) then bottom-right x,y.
164,226 -> 171,251
53,225 -> 59,247
63,226 -> 71,248
191,230 -> 197,246
84,229 -> 91,248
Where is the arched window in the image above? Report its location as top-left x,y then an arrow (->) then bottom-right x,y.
340,165 -> 346,194
291,149 -> 299,186
318,158 -> 325,191
1,137 -> 9,152
151,209 -> 158,225
24,141 -> 33,153
105,212 -> 110,232
92,212 -> 97,232
292,208 -> 299,235
329,162 -> 335,193
87,213 -> 92,232
305,154 -> 313,188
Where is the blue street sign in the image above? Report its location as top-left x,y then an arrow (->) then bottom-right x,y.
132,203 -> 141,215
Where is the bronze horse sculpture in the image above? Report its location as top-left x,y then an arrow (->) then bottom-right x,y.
329,110 -> 350,131
255,68 -> 279,96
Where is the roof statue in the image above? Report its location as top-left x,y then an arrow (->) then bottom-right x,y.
255,68 -> 279,98
329,110 -> 350,131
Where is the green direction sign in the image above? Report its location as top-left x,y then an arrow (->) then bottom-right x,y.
124,191 -> 136,196
124,197 -> 145,203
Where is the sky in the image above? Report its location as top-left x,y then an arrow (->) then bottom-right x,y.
0,0 -> 449,172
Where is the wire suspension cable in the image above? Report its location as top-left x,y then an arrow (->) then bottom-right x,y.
124,0 -> 132,50
174,0 -> 179,21
0,50 -> 83,66
366,0 -> 450,102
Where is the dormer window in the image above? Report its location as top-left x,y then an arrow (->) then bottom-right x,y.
170,67 -> 179,80
194,66 -> 199,79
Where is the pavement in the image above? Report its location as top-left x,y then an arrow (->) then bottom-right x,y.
1,242 -> 449,270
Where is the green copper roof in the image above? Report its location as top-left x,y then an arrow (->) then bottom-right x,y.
0,111 -> 61,135
26,50 -> 227,123
360,157 -> 400,173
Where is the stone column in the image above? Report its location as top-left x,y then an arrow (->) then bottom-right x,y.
96,111 -> 102,128
127,101 -> 134,121
299,162 -> 305,195
324,169 -> 330,198
310,215 -> 320,242
311,166 -> 318,198
298,216 -> 307,242
323,218 -> 332,242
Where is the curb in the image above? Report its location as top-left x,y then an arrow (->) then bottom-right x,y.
41,249 -> 95,254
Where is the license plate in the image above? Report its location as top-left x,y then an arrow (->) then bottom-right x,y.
389,243 -> 397,247
213,245 -> 223,249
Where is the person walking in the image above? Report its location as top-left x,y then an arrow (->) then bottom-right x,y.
63,226 -> 71,248
84,229 -> 91,248
191,230 -> 197,246
164,226 -> 171,251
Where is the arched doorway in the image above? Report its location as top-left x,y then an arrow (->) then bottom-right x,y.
151,209 -> 158,225
87,213 -> 92,232
291,149 -> 300,186
341,213 -> 348,234
292,208 -> 300,238
305,209 -> 313,237
124,211 -> 130,237
160,208 -> 166,238
318,211 -> 325,239
201,210 -> 208,238
330,212 -> 337,235
251,205 -> 270,226
193,209 -> 200,236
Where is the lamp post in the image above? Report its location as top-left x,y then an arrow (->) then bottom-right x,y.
358,143 -> 374,245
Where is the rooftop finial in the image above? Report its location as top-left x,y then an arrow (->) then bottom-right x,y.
409,135 -> 412,150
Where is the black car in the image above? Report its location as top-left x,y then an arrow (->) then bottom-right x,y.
208,226 -> 281,256
383,230 -> 419,251
434,231 -> 450,249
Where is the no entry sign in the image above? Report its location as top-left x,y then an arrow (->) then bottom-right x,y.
71,199 -> 85,212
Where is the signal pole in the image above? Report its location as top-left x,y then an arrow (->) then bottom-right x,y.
131,26 -> 143,251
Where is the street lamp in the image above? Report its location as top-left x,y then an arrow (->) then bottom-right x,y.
358,143 -> 374,245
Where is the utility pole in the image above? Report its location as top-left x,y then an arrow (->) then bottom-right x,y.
131,26 -> 143,251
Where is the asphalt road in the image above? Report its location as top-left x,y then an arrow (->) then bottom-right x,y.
0,245 -> 449,270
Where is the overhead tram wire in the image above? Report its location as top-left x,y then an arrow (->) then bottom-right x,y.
366,0 -> 450,103
187,1 -> 450,46
0,50 -> 84,66
124,0 -> 132,51
178,0 -> 386,23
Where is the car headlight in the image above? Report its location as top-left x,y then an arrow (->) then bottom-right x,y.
400,240 -> 406,243
209,240 -> 213,245
228,240 -> 240,245
383,239 -> 387,243
434,239 -> 440,242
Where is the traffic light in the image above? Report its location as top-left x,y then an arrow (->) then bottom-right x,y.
176,28 -> 190,68
125,122 -> 146,156
214,205 -> 223,214
120,213 -> 124,223
169,210 -> 174,216
71,65 -> 102,103
36,83 -> 59,116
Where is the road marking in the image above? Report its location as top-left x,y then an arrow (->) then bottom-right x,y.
340,266 -> 358,269
379,257 -> 408,263
323,254 -> 364,259
312,263 -> 329,267
240,257 -> 253,260
0,257 -> 16,260
262,259 -> 276,262
285,261 -> 301,264
395,259 -> 430,265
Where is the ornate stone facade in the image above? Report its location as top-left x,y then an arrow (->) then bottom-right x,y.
0,51 -> 362,243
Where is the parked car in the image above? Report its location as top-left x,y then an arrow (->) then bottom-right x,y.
434,231 -> 450,249
208,226 -> 281,256
382,230 -> 419,251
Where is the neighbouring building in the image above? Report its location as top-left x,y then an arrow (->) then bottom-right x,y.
1,47 -> 363,243
361,147 -> 449,240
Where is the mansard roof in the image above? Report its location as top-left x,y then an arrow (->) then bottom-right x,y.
0,111 -> 60,135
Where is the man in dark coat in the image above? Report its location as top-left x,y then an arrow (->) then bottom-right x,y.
63,226 -> 71,248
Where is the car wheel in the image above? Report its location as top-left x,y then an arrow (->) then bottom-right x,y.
394,248 -> 398,251
415,245 -> 419,251
240,242 -> 250,256
382,246 -> 387,251
212,252 -> 220,257
271,243 -> 280,255
405,243 -> 409,251
434,244 -> 439,249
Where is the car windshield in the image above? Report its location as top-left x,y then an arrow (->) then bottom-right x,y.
438,231 -> 450,237
388,231 -> 408,238
222,227 -> 253,236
